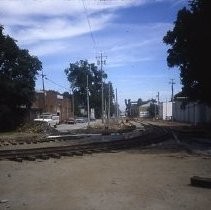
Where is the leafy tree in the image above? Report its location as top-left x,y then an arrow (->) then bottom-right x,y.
0,25 -> 42,131
163,0 -> 211,104
65,60 -> 114,118
63,91 -> 71,99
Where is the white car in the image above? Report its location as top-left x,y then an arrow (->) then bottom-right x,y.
34,114 -> 59,127
75,117 -> 87,123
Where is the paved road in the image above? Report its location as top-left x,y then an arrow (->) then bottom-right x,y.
56,120 -> 101,133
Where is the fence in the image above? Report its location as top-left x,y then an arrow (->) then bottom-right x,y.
173,101 -> 211,125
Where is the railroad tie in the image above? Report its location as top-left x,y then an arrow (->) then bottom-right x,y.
14,157 -> 23,162
37,154 -> 49,160
8,157 -> 23,162
24,156 -> 36,161
191,176 -> 211,188
82,150 -> 93,154
60,152 -> 74,157
72,151 -> 83,156
49,153 -> 61,159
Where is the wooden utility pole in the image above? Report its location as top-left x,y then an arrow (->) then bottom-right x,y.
108,82 -> 111,123
41,69 -> 46,112
72,88 -> 75,119
86,75 -> 90,126
115,88 -> 118,120
169,79 -> 175,102
96,52 -> 107,123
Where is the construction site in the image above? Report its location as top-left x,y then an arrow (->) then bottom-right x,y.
1,118 -> 211,210
1,0 -> 211,209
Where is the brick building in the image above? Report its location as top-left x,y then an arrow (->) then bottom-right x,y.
31,90 -> 72,122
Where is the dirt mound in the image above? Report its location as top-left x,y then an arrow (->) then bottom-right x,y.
17,121 -> 59,135
72,121 -> 136,135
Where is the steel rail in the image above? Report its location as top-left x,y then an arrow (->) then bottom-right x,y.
0,123 -> 171,161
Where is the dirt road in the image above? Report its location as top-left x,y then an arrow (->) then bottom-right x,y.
0,150 -> 211,210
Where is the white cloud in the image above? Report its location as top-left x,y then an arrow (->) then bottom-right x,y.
0,0 -> 172,49
0,0 -> 146,19
6,13 -> 114,44
109,38 -> 158,52
0,0 -> 147,47
29,41 -> 68,56
97,22 -> 172,67
107,55 -> 153,68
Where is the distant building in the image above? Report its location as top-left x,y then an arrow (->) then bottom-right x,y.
139,102 -> 151,118
125,99 -> 138,117
159,101 -> 173,120
31,90 -> 72,122
139,100 -> 159,118
130,103 -> 139,117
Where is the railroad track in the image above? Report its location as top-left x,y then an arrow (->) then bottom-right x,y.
0,123 -> 171,162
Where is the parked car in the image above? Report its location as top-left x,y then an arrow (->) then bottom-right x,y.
34,113 -> 60,127
75,117 -> 86,123
67,118 -> 76,124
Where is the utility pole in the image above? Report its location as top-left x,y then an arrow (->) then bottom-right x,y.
169,79 -> 175,121
169,79 -> 175,102
156,92 -> 160,119
115,88 -> 118,120
86,75 -> 90,126
72,88 -> 75,119
108,82 -> 111,124
157,92 -> 160,104
96,52 -> 107,124
104,98 -> 107,120
41,69 -> 46,113
154,99 -> 156,119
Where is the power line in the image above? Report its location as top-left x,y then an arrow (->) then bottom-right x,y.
45,77 -> 70,92
38,73 -> 70,92
81,0 -> 97,52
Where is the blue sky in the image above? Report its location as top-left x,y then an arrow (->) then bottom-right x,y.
0,0 -> 187,110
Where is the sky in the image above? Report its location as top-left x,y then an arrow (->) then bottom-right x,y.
0,0 -> 188,110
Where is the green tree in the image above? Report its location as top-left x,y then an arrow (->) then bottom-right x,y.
65,60 -> 114,118
163,0 -> 211,104
0,25 -> 42,131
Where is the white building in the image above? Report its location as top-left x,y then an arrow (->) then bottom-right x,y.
159,101 -> 172,120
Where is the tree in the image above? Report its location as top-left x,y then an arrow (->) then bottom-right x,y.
163,0 -> 211,104
0,25 -> 42,131
63,91 -> 71,99
65,60 -> 114,118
